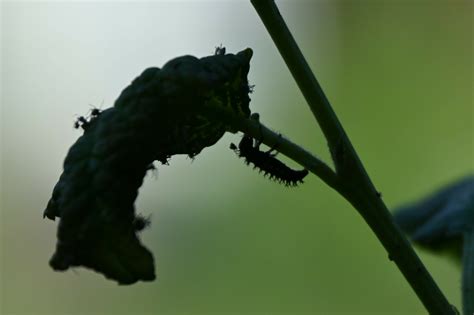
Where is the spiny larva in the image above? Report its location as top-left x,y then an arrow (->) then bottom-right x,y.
230,134 -> 308,186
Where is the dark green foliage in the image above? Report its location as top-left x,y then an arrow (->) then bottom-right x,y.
394,175 -> 474,254
113,48 -> 253,158
43,48 -> 253,285
394,176 -> 474,315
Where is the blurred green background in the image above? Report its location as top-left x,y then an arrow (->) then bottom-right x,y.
1,1 -> 472,314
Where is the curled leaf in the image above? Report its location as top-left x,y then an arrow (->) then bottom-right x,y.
394,175 -> 474,256
44,48 -> 253,284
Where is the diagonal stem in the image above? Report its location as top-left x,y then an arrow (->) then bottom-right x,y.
249,0 -> 456,313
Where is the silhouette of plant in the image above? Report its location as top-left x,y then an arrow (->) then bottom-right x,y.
43,1 -> 464,314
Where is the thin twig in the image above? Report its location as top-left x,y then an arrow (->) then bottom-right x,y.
202,103 -> 338,190
249,0 -> 456,313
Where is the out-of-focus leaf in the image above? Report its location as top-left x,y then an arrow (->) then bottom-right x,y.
393,175 -> 474,254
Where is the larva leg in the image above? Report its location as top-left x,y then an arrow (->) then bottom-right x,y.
250,113 -> 264,149
266,133 -> 283,157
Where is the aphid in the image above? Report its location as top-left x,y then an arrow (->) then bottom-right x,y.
73,108 -> 101,130
133,214 -> 151,232
215,45 -> 226,55
74,116 -> 89,130
156,155 -> 170,165
88,100 -> 104,118
248,84 -> 255,93
230,135 -> 308,186
90,108 -> 101,118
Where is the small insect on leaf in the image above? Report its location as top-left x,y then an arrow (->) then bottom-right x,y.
90,108 -> 102,118
231,134 -> 308,186
215,45 -> 226,55
73,116 -> 89,130
133,214 -> 152,232
248,84 -> 255,94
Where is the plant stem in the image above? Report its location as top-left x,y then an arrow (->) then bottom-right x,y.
463,229 -> 474,315
249,0 -> 456,313
202,102 -> 338,190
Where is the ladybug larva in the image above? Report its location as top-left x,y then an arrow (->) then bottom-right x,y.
230,135 -> 309,186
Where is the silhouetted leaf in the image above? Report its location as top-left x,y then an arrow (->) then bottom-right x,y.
44,48 -> 254,284
394,175 -> 474,255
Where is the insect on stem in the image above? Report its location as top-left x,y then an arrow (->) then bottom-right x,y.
231,134 -> 308,186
